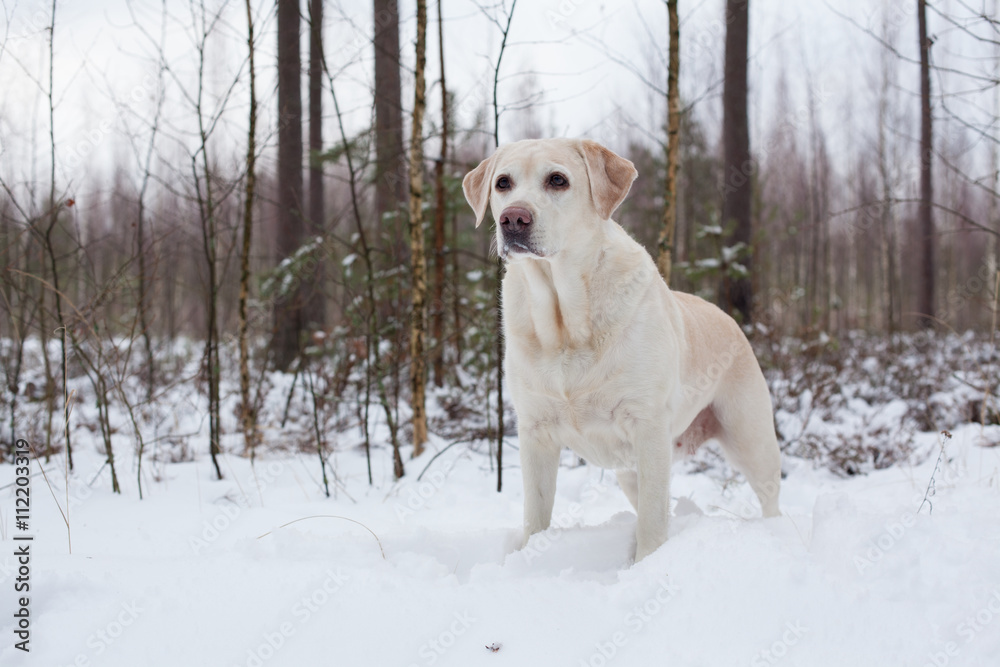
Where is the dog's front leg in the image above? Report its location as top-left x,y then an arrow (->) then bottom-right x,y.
634,432 -> 672,562
519,428 -> 560,548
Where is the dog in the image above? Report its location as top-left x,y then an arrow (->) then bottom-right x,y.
462,138 -> 781,562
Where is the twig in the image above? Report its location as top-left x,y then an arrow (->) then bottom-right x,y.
918,431 -> 952,515
416,438 -> 464,481
304,363 -> 331,498
27,441 -> 71,553
257,515 -> 385,560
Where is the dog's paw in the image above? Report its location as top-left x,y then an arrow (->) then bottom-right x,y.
634,535 -> 669,563
633,543 -> 655,563
519,529 -> 536,551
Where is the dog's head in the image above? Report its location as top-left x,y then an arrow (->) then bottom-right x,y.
462,138 -> 637,261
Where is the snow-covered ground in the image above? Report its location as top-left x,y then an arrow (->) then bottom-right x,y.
2,414 -> 999,666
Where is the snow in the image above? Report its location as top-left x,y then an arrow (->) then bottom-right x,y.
3,419 -> 1000,667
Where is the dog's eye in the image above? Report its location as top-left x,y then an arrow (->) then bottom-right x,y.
495,176 -> 511,191
548,173 -> 568,188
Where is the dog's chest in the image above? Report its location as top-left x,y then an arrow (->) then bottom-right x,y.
502,254 -> 660,469
512,346 -> 638,468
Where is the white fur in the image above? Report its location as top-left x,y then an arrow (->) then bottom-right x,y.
463,138 -> 781,563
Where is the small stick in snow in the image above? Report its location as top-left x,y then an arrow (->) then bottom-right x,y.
257,515 -> 385,560
918,431 -> 952,515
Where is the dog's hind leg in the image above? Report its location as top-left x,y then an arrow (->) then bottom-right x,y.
712,373 -> 782,518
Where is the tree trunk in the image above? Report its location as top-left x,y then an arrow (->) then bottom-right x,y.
431,0 -> 449,387
273,0 -> 305,370
409,0 -> 429,456
239,0 -> 259,455
490,0 -> 517,493
991,0 -> 999,283
306,0 -> 326,331
373,0 -> 407,458
720,0 -> 752,323
46,0 -> 72,466
136,175 -> 154,403
194,42 -> 223,481
877,31 -> 898,335
917,0 -> 935,326
374,0 -> 407,222
656,0 -> 680,284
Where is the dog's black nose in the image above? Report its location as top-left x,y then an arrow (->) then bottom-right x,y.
499,206 -> 532,232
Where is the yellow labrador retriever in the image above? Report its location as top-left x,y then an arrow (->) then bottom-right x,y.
463,138 -> 781,562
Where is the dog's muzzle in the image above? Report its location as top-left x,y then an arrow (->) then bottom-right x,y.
499,206 -> 541,258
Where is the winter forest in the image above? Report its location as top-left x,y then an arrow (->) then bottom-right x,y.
1,0 -> 1000,665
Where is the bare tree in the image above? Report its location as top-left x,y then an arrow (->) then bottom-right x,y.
409,0 -> 429,456
239,0 -> 260,454
805,78 -> 831,330
877,13 -> 900,334
483,0 -> 518,492
273,0 -> 306,370
307,0 -> 326,330
431,0 -> 449,387
119,0 -> 169,407
190,0 -> 226,481
373,0 -> 407,454
656,0 -> 680,283
992,0 -> 1000,280
917,0 -> 935,326
374,0 -> 406,221
41,0 -> 72,465
0,204 -> 36,457
719,0 -> 752,323
320,36 -> 405,480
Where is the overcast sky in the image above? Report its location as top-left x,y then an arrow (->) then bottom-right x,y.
0,0 -> 995,207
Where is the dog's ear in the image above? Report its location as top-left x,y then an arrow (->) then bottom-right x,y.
463,152 -> 497,228
578,140 -> 638,220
